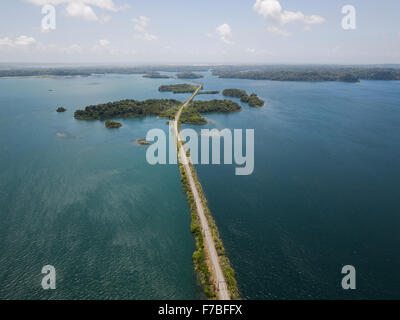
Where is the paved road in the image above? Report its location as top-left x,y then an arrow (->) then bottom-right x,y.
171,87 -> 231,300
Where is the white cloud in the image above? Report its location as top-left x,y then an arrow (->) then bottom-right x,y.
60,44 -> 82,54
66,2 -> 98,21
246,48 -> 256,53
99,39 -> 110,46
132,16 -> 158,41
216,23 -> 233,44
25,0 -> 120,11
254,0 -> 325,25
0,35 -> 37,48
24,0 -> 127,21
267,26 -> 291,37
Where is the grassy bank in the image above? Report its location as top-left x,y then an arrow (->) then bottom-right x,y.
178,160 -> 217,299
177,145 -> 240,300
188,162 -> 240,300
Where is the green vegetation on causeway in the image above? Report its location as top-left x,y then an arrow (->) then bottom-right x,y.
74,99 -> 182,120
158,83 -> 198,94
188,163 -> 239,300
178,145 -> 239,299
143,72 -> 170,79
176,72 -> 204,79
105,120 -> 122,128
178,161 -> 216,299
223,89 -> 265,107
56,107 -> 67,112
180,100 -> 242,125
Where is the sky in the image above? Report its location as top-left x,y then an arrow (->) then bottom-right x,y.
0,0 -> 399,64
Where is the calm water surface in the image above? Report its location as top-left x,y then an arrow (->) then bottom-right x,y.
0,72 -> 399,299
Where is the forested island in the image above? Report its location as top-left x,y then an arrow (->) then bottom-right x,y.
56,107 -> 67,112
176,72 -> 204,79
74,98 -> 240,126
105,120 -> 122,128
158,84 -> 198,94
74,99 -> 182,120
222,89 -> 264,107
212,66 -> 400,82
180,100 -> 241,125
143,72 -> 170,79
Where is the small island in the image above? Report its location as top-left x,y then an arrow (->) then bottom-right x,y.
158,84 -> 198,94
56,107 -> 67,112
105,120 -> 122,128
143,72 -> 170,79
136,138 -> 150,146
198,90 -> 220,95
222,89 -> 265,107
176,72 -> 204,79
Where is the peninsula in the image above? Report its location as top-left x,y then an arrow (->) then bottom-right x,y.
73,99 -> 182,120
180,100 -> 241,125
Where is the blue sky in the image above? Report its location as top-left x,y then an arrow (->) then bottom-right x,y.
0,0 -> 399,64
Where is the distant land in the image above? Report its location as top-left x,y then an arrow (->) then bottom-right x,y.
211,65 -> 400,82
1,64 -> 400,82
143,72 -> 170,79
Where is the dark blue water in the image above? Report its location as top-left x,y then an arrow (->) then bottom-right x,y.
192,73 -> 400,299
0,72 -> 399,299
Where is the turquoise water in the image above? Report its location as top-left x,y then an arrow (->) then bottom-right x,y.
0,72 -> 399,299
0,75 -> 202,299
